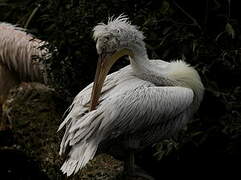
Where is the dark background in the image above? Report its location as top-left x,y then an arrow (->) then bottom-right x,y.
1,0 -> 241,179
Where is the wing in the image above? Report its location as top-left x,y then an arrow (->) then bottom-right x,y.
97,85 -> 194,138
65,85 -> 194,148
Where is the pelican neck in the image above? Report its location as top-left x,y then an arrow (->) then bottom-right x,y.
130,49 -> 166,74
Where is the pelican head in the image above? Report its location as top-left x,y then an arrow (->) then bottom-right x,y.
93,14 -> 145,55
90,15 -> 144,110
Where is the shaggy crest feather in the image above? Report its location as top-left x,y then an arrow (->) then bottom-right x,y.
93,14 -> 145,43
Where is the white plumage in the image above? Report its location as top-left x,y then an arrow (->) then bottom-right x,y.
0,22 -> 49,107
59,15 -> 204,177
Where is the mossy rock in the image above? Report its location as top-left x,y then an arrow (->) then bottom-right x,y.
1,82 -> 140,180
1,83 -> 65,179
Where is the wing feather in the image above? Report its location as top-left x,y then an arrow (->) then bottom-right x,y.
98,86 -> 194,138
58,65 -> 132,131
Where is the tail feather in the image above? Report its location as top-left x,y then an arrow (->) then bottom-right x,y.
61,139 -> 100,176
59,122 -> 72,155
60,109 -> 104,176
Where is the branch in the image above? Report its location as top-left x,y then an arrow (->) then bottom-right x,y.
24,4 -> 41,29
173,0 -> 202,30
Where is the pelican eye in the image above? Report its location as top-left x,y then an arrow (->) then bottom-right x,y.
103,36 -> 110,42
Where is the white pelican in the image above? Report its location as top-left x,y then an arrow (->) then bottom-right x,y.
0,22 -> 49,117
59,15 -> 204,178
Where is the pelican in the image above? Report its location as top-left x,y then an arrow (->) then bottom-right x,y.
59,15 -> 204,178
0,22 -> 49,120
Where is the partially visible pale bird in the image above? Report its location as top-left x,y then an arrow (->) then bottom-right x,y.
0,22 -> 49,120
58,15 -> 204,178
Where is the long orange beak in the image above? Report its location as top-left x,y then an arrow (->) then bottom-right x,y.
89,48 -> 134,111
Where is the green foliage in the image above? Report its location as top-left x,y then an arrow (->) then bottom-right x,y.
145,1 -> 241,161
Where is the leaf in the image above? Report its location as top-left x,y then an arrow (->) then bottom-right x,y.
225,23 -> 235,39
192,40 -> 197,53
160,0 -> 170,15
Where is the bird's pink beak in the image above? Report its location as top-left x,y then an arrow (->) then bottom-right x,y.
89,48 -> 134,111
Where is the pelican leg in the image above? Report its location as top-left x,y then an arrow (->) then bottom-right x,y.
0,103 -> 3,131
124,149 -> 135,175
124,149 -> 155,180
